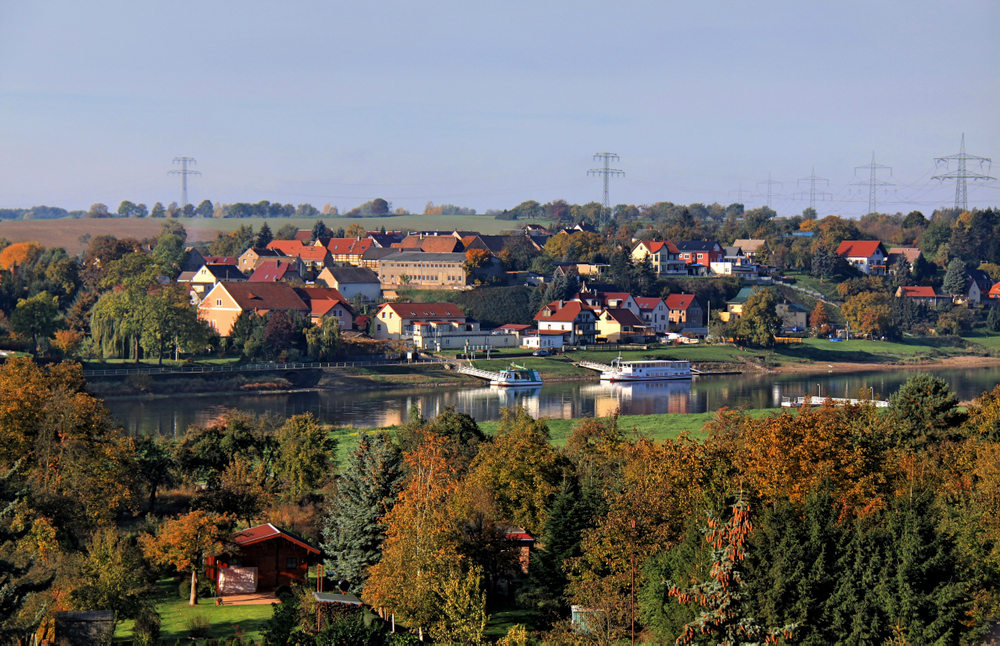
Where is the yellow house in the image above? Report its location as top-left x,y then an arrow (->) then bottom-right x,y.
198,282 -> 309,336
372,302 -> 471,340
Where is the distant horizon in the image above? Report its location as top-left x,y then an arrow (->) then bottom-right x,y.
1,1 -> 996,219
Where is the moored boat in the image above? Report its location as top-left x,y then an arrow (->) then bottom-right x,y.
598,356 -> 692,382
491,363 -> 543,387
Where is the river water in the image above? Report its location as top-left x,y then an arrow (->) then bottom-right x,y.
104,365 -> 1000,439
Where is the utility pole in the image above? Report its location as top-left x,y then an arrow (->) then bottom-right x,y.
933,134 -> 993,212
853,152 -> 893,215
756,172 -> 783,208
794,166 -> 831,211
588,152 -> 623,226
169,157 -> 201,206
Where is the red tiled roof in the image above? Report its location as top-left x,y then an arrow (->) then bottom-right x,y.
601,292 -> 633,305
295,287 -> 351,318
420,237 -> 463,253
534,301 -> 593,323
267,240 -> 308,254
327,238 -> 374,255
497,324 -> 533,331
636,240 -> 680,254
249,260 -> 295,282
602,308 -> 644,326
836,240 -> 885,258
665,293 -> 697,310
203,256 -> 237,265
379,302 -> 466,319
232,523 -> 320,554
990,283 -> 1000,297
898,285 -> 939,298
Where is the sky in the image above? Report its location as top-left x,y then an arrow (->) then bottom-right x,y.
0,1 -> 998,219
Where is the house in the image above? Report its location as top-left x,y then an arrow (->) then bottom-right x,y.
596,308 -> 652,343
393,235 -> 464,253
360,246 -> 400,270
372,302 -> 471,340
198,282 -> 310,336
248,260 -> 304,284
202,256 -> 238,265
378,252 -> 502,288
965,269 -> 994,305
520,329 -> 566,351
776,300 -> 808,331
206,524 -> 321,595
366,231 -> 406,248
720,287 -> 754,322
675,241 -> 725,274
665,294 -> 704,330
732,239 -> 769,261
494,323 -> 533,345
326,238 -> 375,265
180,263 -> 247,303
887,246 -> 923,272
412,325 -> 518,352
635,296 -> 670,334
895,285 -> 950,306
182,247 -> 207,272
711,248 -> 758,277
267,240 -> 332,271
631,241 -> 686,276
238,247 -> 287,273
534,301 -> 598,345
295,287 -> 354,329
315,266 -> 382,302
990,282 -> 1000,301
836,240 -> 889,276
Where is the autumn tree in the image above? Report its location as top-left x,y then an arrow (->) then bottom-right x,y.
140,510 -> 233,605
736,287 -> 781,347
809,301 -> 833,330
842,291 -> 896,339
346,222 -> 366,239
0,241 -> 43,270
322,432 -> 404,594
72,528 -> 155,633
463,248 -> 491,274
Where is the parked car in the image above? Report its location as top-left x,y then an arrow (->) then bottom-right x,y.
532,349 -> 550,356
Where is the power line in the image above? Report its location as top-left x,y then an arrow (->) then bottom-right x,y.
794,166 -> 831,210
588,152 -> 623,224
933,134 -> 994,212
853,152 -> 894,215
169,157 -> 201,206
756,171 -> 783,207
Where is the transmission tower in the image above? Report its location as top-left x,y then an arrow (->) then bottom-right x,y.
756,172 -> 783,207
727,181 -> 752,204
588,152 -> 623,224
853,152 -> 893,215
932,134 -> 993,212
169,157 -> 201,206
794,166 -> 831,210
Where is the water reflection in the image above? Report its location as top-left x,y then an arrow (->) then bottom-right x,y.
104,365 -> 1000,437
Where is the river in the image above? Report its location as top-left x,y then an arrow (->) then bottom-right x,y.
104,365 -> 1000,438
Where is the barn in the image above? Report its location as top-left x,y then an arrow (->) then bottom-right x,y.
207,523 -> 322,595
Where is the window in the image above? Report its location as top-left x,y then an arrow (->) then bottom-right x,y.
216,299 -> 222,306
377,324 -> 382,331
286,557 -> 298,570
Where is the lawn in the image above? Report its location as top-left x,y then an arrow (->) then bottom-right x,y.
783,271 -> 842,301
963,329 -> 1000,352
116,580 -> 275,643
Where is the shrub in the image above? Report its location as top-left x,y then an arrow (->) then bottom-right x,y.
133,607 -> 161,645
186,615 -> 211,639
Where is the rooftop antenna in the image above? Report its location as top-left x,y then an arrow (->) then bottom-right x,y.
169,157 -> 201,206
933,134 -> 993,212
588,152 -> 623,226
853,152 -> 893,215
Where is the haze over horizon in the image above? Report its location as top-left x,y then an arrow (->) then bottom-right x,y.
1,1 -> 997,219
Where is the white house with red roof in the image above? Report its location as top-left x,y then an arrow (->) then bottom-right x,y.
631,240 -> 686,275
294,287 -> 354,329
534,301 -> 598,345
635,296 -> 670,334
836,240 -> 889,276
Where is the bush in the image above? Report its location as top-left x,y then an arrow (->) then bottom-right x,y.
186,615 -> 211,639
133,606 -> 161,646
274,584 -> 294,601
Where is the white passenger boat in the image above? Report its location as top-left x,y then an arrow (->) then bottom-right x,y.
582,355 -> 693,382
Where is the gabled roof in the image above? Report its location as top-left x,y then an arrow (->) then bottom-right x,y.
232,523 -> 320,554
887,247 -> 922,264
321,265 -> 380,284
897,285 -> 940,299
675,240 -> 723,252
248,260 -> 298,282
724,246 -> 745,257
395,236 -> 464,253
601,292 -> 634,306
202,264 -> 247,281
534,301 -> 595,323
496,323 -> 533,332
213,282 -> 309,312
366,232 -> 405,247
733,239 -> 768,253
635,296 -> 665,310
267,240 -> 309,254
601,308 -> 645,326
292,230 -> 315,242
990,283 -> 1000,297
382,252 -> 468,264
203,256 -> 237,265
633,240 -> 680,254
361,247 -> 400,261
326,238 -> 374,255
243,247 -> 284,258
727,287 -> 756,304
665,293 -> 699,310
836,240 -> 887,258
967,269 -> 994,291
379,302 -> 467,319
294,287 -> 353,318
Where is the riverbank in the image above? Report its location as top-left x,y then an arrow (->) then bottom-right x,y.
774,354 -> 1000,375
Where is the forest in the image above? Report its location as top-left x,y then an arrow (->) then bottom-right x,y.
3,353 -> 1000,644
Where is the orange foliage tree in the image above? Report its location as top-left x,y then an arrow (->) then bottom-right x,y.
139,510 -> 233,605
0,241 -> 43,270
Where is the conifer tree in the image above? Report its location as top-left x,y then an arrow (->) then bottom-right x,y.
321,432 -> 404,594
942,258 -> 967,297
255,222 -> 273,248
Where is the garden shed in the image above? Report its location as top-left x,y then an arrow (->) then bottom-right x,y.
207,523 -> 321,595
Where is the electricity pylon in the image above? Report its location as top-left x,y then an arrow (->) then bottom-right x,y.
933,134 -> 993,212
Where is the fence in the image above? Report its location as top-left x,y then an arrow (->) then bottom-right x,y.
83,357 -> 445,378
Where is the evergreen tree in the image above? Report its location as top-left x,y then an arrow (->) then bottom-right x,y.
911,252 -> 933,282
255,222 -> 273,248
889,374 -> 966,449
987,307 -> 1000,333
312,220 -> 329,241
321,432 -> 404,594
942,258 -> 967,297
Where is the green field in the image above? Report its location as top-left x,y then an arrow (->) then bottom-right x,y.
116,580 -> 274,643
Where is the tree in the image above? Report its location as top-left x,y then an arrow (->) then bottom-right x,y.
273,414 -> 336,500
345,222 -> 366,239
463,248 -> 491,274
149,202 -> 165,218
809,301 -> 832,330
305,317 -> 342,361
256,222 -> 273,248
0,241 -> 43,270
195,199 -> 214,218
889,374 -> 966,449
88,203 -> 110,218
430,566 -> 488,645
262,311 -> 296,359
117,200 -> 138,218
312,220 -> 330,241
842,291 -> 895,339
942,258 -> 967,297
987,307 -> 1000,334
654,496 -> 797,646
736,287 -> 780,347
139,511 -> 233,605
371,198 -> 389,216
322,432 -> 404,594
10,291 -> 60,353
72,528 -> 155,633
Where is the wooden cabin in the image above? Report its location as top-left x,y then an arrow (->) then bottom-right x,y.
207,523 -> 321,595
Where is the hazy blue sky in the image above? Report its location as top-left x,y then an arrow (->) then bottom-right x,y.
1,1 -> 997,218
